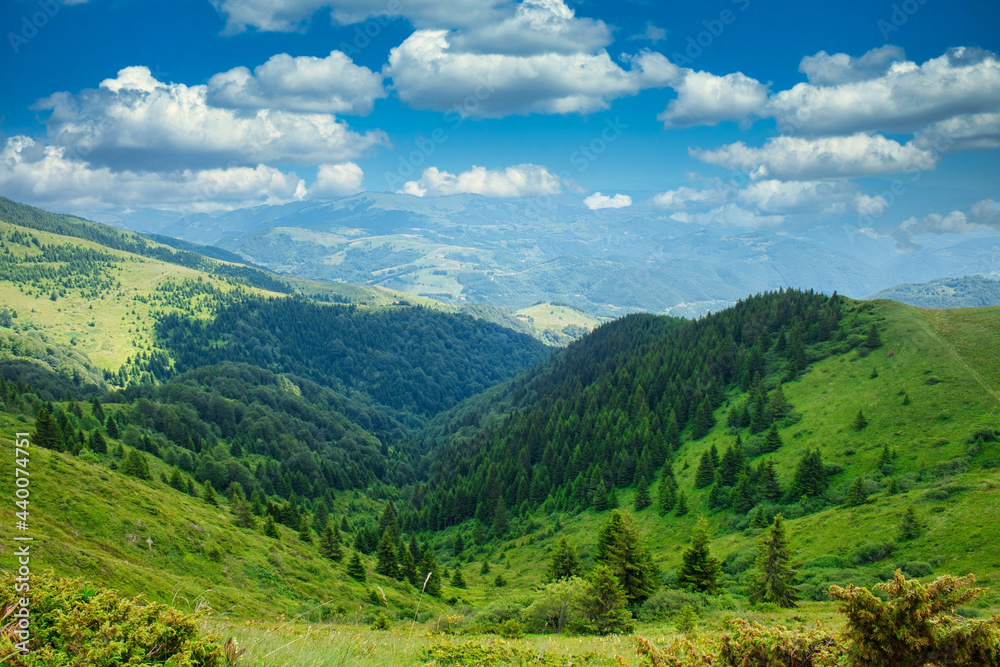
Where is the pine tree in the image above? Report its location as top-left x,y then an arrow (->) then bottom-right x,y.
298,516 -> 313,543
168,466 -> 185,491
312,498 -> 330,533
898,506 -> 921,541
378,502 -> 400,543
480,560 -> 491,576
665,410 -> 681,451
400,544 -> 417,583
202,480 -> 219,506
318,525 -> 342,560
902,393 -> 911,406
788,449 -> 827,499
233,498 -> 257,529
492,496 -> 510,537
763,425 -> 783,453
105,414 -> 120,439
853,409 -> 869,430
90,396 -> 105,424
730,473 -> 755,514
375,530 -> 399,577
262,515 -> 280,540
594,511 -> 659,605
886,477 -> 899,495
658,466 -> 677,515
844,477 -> 869,507
866,323 -> 882,349
758,460 -> 782,501
694,451 -> 716,488
549,535 -> 583,581
578,565 -> 634,635
675,492 -> 689,517
347,551 -> 366,581
88,430 -> 107,454
418,548 -> 441,596
677,518 -> 721,594
34,408 -> 63,451
634,477 -> 651,511
593,479 -> 609,511
120,448 -> 150,480
878,443 -> 894,468
746,514 -> 798,608
450,567 -> 466,589
749,506 -> 768,529
453,533 -> 465,557
690,396 -> 715,440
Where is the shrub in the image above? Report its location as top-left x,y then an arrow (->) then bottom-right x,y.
901,561 -> 933,578
718,619 -> 842,666
638,588 -> 706,622
967,428 -> 998,444
852,542 -> 894,565
370,612 -> 391,631
0,571 -> 222,666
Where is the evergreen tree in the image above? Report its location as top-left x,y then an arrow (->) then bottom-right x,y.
788,449 -> 827,499
120,448 -> 150,480
633,477 -> 651,511
378,502 -> 400,543
677,519 -> 722,594
898,506 -> 922,541
853,409 -> 869,431
450,567 -> 467,589
878,443 -> 894,468
298,515 -> 313,543
318,525 -> 339,560
88,429 -> 107,454
346,551 -> 366,581
400,544 -> 417,584
168,466 -> 185,491
492,496 -> 510,538
250,489 -> 265,516
34,408 -> 63,451
746,514 -> 798,608
480,560 -> 491,576
886,477 -> 899,495
719,442 -> 746,486
665,410 -> 681,451
593,479 -> 609,511
865,323 -> 882,349
453,533 -> 465,557
202,480 -> 219,506
675,492 -> 689,517
844,477 -> 869,507
262,515 -> 280,539
594,511 -> 659,605
375,530 -> 399,577
233,498 -> 257,529
105,414 -> 120,439
769,384 -> 789,419
902,393 -> 911,406
690,396 -> 715,440
763,425 -> 783,453
730,473 -> 755,514
90,396 -> 105,424
749,506 -> 768,529
312,498 -> 330,533
758,460 -> 781,501
657,466 -> 677,515
549,535 -> 583,581
694,451 -> 716,488
578,565 -> 633,635
418,548 -> 441,596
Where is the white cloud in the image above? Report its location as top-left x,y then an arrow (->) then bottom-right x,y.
36,66 -> 388,171
385,30 -> 676,117
769,47 -> 1000,135
651,185 -> 728,210
447,0 -> 611,56
311,162 -> 365,196
584,192 -> 631,210
853,193 -> 889,217
399,164 -> 560,197
657,70 -> 769,128
670,203 -> 785,229
691,133 -> 938,180
914,112 -> 1000,153
209,0 -> 501,33
798,45 -> 905,85
736,179 -> 857,214
0,135 -> 306,213
863,199 -> 1000,250
207,51 -> 386,115
630,22 -> 666,44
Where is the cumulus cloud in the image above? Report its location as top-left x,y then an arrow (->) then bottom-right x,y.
690,133 -> 938,180
35,66 -> 387,171
0,135 -> 306,212
207,51 -> 386,115
311,162 -> 365,196
584,192 -> 631,210
658,70 -> 769,128
863,199 -> 1000,250
670,204 -> 785,229
398,164 -> 560,197
447,0 -> 611,56
914,112 -> 1000,153
798,45 -> 905,85
209,0 -> 501,34
651,185 -> 729,210
630,22 -> 666,44
385,30 -> 675,117
736,179 -> 858,214
769,47 -> 1000,135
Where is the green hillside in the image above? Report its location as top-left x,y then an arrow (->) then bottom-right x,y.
868,274 -> 1000,308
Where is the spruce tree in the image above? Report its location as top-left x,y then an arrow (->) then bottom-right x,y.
298,516 -> 313,543
902,393 -> 911,406
90,396 -> 105,424
886,477 -> 899,495
898,506 -> 921,541
730,474 -> 755,514
312,499 -> 330,533
88,430 -> 107,454
594,510 -> 659,605
878,443 -> 894,468
453,533 -> 465,557
578,565 -> 633,635
634,477 -> 651,511
375,530 -> 399,577
844,477 -> 869,507
120,448 -> 150,480
549,535 -> 583,581
866,323 -> 882,349
34,408 -> 63,451
400,544 -> 417,584
675,492 -> 689,516
233,498 -> 256,529
450,567 -> 466,589
105,414 -> 120,439
168,466 -> 185,491
492,496 -> 510,537
202,480 -> 219,506
763,425 -> 783,453
593,479 -> 609,511
677,518 -> 721,594
262,515 -> 280,540
746,514 -> 798,608
690,396 -> 715,440
418,548 -> 441,596
694,451 -> 716,488
749,506 -> 768,529
658,466 -> 677,515
480,560 -> 491,576
788,449 -> 827,499
758,460 -> 782,500
347,551 -> 366,581
665,410 -> 681,451
378,502 -> 400,543
853,409 -> 869,430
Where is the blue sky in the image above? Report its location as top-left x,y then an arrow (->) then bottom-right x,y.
0,0 -> 998,247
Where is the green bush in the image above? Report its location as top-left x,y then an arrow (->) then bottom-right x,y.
638,588 -> 706,622
852,542 -> 894,565
901,561 -> 934,578
0,571 -> 222,666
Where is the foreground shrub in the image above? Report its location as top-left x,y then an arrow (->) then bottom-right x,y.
718,619 -> 841,666
426,636 -> 603,665
0,570 -> 222,666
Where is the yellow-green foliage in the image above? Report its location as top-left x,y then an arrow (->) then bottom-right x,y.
426,636 -> 605,666
0,570 -> 222,666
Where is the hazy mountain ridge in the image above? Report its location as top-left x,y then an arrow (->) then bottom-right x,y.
869,275 -> 1000,308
